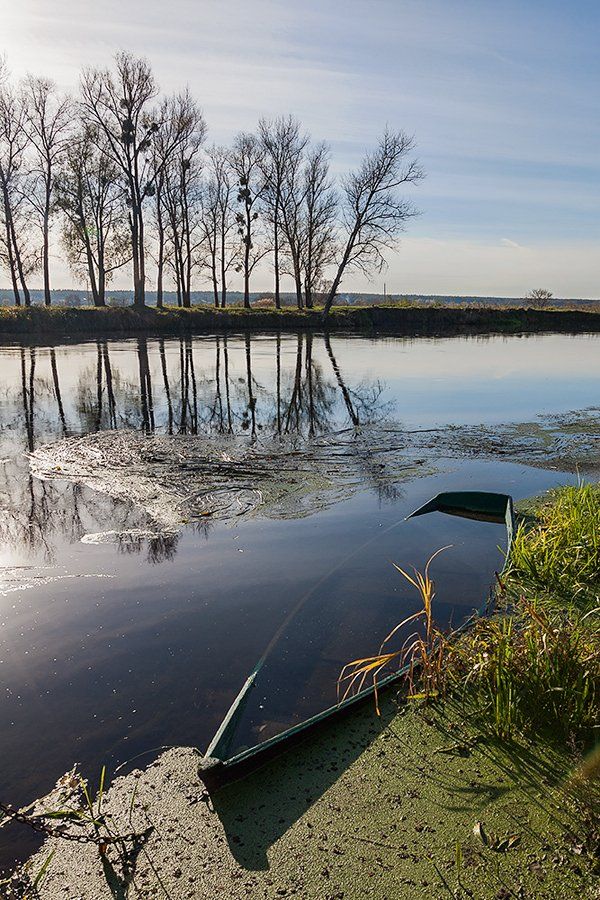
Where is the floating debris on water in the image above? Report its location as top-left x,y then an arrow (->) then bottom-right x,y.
29,429 -> 429,535
27,407 -> 600,542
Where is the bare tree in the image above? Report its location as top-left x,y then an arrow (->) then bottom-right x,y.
80,53 -> 194,307
525,288 -> 553,309
200,146 -> 238,308
272,123 -> 311,309
156,91 -> 206,309
151,141 -> 168,309
230,132 -> 268,308
323,130 -> 423,315
0,63 -> 35,305
200,152 -> 222,308
258,116 -> 308,309
300,142 -> 337,309
80,53 -> 158,307
22,76 -> 72,306
55,126 -> 130,306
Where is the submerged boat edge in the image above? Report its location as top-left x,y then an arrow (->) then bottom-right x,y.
198,490 -> 515,791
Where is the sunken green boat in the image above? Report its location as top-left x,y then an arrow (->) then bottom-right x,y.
199,491 -> 515,789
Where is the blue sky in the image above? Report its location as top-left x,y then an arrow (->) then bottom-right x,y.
2,0 -> 599,296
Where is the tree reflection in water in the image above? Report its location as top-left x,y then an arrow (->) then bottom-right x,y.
0,335 -> 389,564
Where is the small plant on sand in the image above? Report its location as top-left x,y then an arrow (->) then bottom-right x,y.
0,766 -> 152,892
338,546 -> 451,714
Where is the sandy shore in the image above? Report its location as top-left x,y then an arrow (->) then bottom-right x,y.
19,696 -> 594,900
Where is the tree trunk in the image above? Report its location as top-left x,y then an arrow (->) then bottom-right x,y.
244,267 -> 250,308
156,222 -> 164,309
243,206 -> 251,309
275,332 -> 281,434
184,249 -> 192,308
304,277 -> 313,310
102,343 -> 116,428
323,227 -> 359,316
83,226 -> 100,307
210,225 -> 219,307
185,338 -> 198,432
284,334 -> 303,433
130,206 -> 142,307
159,338 -> 173,434
156,254 -> 164,309
182,174 -> 193,310
214,336 -> 223,429
42,190 -> 51,306
137,337 -> 154,431
21,347 -> 36,452
1,180 -> 21,305
223,334 -> 232,432
324,333 -> 359,425
95,343 -> 104,430
292,253 -> 303,309
181,248 -> 190,308
179,339 -> 187,431
97,268 -> 106,307
175,268 -> 182,307
323,273 -> 342,316
137,210 -> 146,307
211,259 -> 219,308
306,332 -> 315,435
130,186 -> 146,308
304,227 -> 314,308
273,209 -> 281,309
11,218 -> 31,307
220,224 -> 227,308
245,333 -> 256,439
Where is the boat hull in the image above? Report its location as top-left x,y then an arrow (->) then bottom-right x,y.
199,491 -> 515,790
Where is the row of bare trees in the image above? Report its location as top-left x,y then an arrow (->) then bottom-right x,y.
0,52 -> 423,314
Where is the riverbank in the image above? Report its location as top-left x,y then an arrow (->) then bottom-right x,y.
10,698 -> 595,900
1,303 -> 600,338
7,484 -> 598,898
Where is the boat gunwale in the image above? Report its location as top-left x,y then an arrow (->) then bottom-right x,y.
199,490 -> 515,788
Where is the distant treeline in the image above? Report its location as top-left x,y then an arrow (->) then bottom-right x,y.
0,52 -> 423,316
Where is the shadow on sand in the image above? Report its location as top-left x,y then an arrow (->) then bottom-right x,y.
208,694 -> 400,870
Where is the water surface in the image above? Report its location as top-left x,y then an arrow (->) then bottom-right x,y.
1,331 -> 595,869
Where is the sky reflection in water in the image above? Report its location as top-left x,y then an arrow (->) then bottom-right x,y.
0,331 -> 594,869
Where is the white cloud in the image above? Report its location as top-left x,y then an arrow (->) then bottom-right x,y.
499,238 -> 525,250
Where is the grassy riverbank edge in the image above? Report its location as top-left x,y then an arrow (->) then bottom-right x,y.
1,303 -> 600,338
7,485 -> 600,899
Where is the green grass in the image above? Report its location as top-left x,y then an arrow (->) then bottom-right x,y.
342,484 -> 600,750
443,483 -> 600,748
509,482 -> 600,609
447,597 -> 599,743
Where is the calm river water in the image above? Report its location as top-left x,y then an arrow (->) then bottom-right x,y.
0,331 -> 598,869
